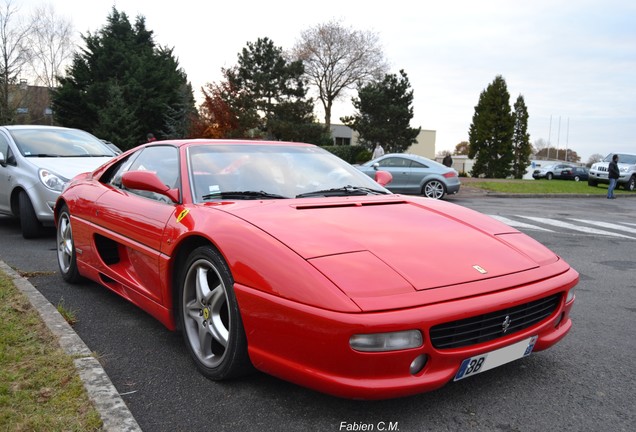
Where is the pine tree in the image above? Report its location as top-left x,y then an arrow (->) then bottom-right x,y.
51,7 -> 196,149
511,95 -> 532,178
223,37 -> 326,142
468,75 -> 514,178
342,70 -> 420,153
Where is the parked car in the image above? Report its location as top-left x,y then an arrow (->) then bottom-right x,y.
55,139 -> 577,399
588,153 -> 636,191
356,153 -> 460,199
559,166 -> 589,182
532,163 -> 576,180
101,140 -> 123,154
0,125 -> 116,238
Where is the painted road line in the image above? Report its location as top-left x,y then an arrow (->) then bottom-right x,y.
518,216 -> 636,240
569,219 -> 636,235
488,215 -> 555,232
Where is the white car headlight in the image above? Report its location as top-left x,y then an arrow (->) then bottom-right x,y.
39,168 -> 68,192
350,330 -> 423,352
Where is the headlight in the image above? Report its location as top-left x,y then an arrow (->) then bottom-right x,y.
39,168 -> 68,192
350,330 -> 423,352
566,288 -> 575,303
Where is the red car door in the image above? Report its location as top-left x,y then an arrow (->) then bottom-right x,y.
91,145 -> 180,303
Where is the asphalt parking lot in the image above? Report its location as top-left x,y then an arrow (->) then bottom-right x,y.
2,193 -> 635,432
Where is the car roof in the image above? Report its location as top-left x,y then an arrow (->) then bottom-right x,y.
379,153 -> 446,167
1,125 -> 78,131
152,139 -> 317,149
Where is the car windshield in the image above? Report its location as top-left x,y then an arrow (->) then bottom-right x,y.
188,144 -> 390,201
10,128 -> 116,157
603,154 -> 636,164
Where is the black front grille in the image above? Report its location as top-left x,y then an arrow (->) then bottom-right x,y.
430,294 -> 561,349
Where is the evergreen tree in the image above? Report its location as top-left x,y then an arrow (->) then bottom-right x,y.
51,7 -> 196,149
468,75 -> 514,178
511,95 -> 532,178
223,37 -> 326,143
342,70 -> 420,153
92,83 -> 139,146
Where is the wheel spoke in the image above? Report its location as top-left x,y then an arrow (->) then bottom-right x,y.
57,214 -> 74,272
184,258 -> 231,368
208,283 -> 229,347
198,322 -> 214,357
185,298 -> 202,321
61,219 -> 73,256
195,266 -> 211,305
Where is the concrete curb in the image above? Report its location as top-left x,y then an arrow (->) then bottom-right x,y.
0,260 -> 142,432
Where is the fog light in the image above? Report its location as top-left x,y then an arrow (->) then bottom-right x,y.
554,312 -> 564,327
566,289 -> 575,303
350,330 -> 423,352
410,354 -> 428,375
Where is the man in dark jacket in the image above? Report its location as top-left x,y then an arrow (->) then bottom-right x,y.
607,154 -> 620,199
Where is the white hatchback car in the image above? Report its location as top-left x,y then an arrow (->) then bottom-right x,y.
0,125 -> 115,238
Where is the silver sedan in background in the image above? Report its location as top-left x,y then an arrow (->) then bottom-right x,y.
357,153 -> 461,199
0,125 -> 115,238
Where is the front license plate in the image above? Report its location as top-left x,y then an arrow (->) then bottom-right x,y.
454,336 -> 538,381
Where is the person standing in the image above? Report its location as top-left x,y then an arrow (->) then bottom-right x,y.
607,154 -> 620,199
442,153 -> 453,168
372,144 -> 384,159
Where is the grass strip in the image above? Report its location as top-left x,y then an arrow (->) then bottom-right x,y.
0,271 -> 102,431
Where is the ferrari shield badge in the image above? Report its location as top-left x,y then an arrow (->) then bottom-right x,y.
177,208 -> 190,223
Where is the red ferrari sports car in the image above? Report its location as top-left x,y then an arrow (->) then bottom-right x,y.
55,139 -> 577,399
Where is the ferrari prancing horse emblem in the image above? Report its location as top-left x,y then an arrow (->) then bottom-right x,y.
472,265 -> 488,274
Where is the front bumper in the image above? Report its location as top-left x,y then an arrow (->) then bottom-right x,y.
25,185 -> 59,225
236,266 -> 578,399
589,171 -> 629,185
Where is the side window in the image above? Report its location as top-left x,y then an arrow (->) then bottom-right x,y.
0,134 -> 7,156
128,146 -> 179,188
111,145 -> 179,203
379,157 -> 409,168
410,160 -> 428,169
105,154 -> 138,188
0,134 -> 12,166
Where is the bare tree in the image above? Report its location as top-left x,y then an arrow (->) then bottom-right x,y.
291,19 -> 388,130
27,3 -> 74,88
453,141 -> 470,155
587,153 -> 604,167
0,0 -> 31,123
533,138 -> 548,155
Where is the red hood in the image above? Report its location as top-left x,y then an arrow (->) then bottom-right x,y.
225,197 -> 542,292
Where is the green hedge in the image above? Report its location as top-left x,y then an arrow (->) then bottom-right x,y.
322,145 -> 370,164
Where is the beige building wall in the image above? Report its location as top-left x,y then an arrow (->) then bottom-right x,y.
406,129 -> 436,159
330,125 -> 437,160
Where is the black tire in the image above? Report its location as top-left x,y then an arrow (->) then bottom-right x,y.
56,205 -> 81,283
546,172 -> 553,180
625,176 -> 636,191
422,180 -> 446,199
574,175 -> 581,182
178,245 -> 252,380
588,180 -> 598,187
18,190 -> 41,239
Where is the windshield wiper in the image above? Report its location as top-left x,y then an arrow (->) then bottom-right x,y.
296,185 -> 388,198
202,190 -> 288,200
23,154 -> 61,158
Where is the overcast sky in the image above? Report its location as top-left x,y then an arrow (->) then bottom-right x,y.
20,0 -> 636,161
